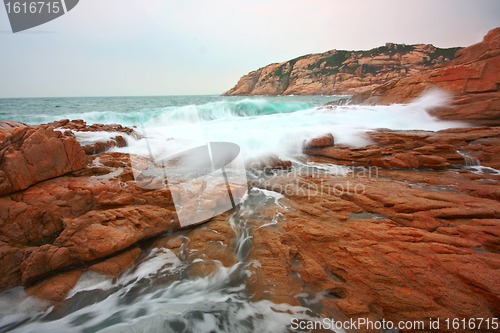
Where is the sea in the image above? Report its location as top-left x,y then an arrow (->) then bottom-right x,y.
0,92 -> 466,161
0,93 -> 469,333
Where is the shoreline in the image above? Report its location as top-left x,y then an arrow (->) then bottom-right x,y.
0,27 -> 499,333
1,114 -> 499,331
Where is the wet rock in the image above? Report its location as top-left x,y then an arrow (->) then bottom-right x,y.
25,270 -> 83,302
47,119 -> 138,155
246,154 -> 292,171
83,135 -> 127,155
1,115 -> 499,327
0,146 -> 249,299
0,152 -> 178,293
305,127 -> 500,169
0,120 -> 28,129
88,247 -> 142,276
304,133 -> 334,149
245,166 -> 500,326
47,119 -> 135,135
0,124 -> 88,195
17,203 -> 173,285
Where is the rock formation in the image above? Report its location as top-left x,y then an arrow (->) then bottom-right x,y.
223,43 -> 460,96
0,120 -> 87,196
305,127 -> 500,170
0,150 -> 178,294
47,119 -> 134,155
352,27 -> 500,126
247,164 -> 500,327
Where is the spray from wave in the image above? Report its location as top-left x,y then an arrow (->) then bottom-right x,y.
11,99 -> 316,127
114,89 -> 468,162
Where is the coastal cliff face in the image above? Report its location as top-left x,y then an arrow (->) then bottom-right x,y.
223,43 -> 460,96
351,27 -> 500,126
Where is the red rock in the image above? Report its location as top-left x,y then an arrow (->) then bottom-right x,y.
223,42 -> 458,96
417,154 -> 449,168
0,151 -> 180,292
307,127 -> 500,170
82,135 -> 129,155
351,27 -> 500,126
18,205 -> 174,285
466,79 -> 498,93
433,79 -> 468,95
48,119 -> 135,135
304,133 -> 334,149
244,166 -> 500,324
0,120 -> 28,129
20,245 -> 76,285
246,154 -> 292,170
88,247 -> 142,276
25,270 -> 83,302
0,125 -> 87,195
84,141 -> 107,155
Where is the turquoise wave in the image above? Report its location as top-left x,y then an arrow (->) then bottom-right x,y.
6,98 -> 316,126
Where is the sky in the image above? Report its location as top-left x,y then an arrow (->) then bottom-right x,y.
0,0 -> 499,98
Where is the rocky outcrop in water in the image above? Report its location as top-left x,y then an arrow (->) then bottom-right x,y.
47,119 -> 135,155
305,127 -> 500,170
223,43 -> 460,96
352,27 -> 500,126
47,119 -> 135,136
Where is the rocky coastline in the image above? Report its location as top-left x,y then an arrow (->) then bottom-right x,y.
350,27 -> 500,127
223,43 -> 460,96
0,28 -> 499,332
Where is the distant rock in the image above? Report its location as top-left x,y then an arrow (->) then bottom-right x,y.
223,44 -> 460,96
351,27 -> 500,126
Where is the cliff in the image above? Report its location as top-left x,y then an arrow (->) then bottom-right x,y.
351,27 -> 500,126
223,43 -> 461,96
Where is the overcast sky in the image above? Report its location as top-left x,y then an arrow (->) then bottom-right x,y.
0,0 -> 499,98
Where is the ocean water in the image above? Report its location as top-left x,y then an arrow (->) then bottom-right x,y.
0,92 -> 470,333
0,91 -> 467,162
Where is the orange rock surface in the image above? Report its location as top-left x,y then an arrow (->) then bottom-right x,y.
352,27 -> 500,126
223,43 -> 459,96
0,121 -> 88,195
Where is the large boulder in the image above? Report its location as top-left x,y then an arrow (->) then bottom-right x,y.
0,152 -> 176,292
0,121 -> 88,195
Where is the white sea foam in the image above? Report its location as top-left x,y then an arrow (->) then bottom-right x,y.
0,287 -> 51,329
4,253 -> 327,333
109,90 -> 465,163
49,91 -> 466,165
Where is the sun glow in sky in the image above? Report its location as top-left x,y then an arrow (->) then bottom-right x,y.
1,0 -> 499,98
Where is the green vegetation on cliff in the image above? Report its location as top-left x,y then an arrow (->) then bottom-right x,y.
223,42 -> 463,96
